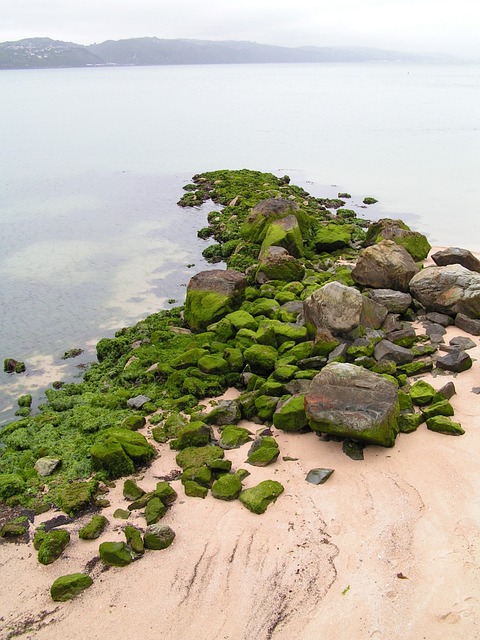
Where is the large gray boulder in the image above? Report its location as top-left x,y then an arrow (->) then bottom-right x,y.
431,247 -> 480,273
352,240 -> 420,292
410,265 -> 480,318
184,269 -> 247,331
304,363 -> 400,447
303,281 -> 388,337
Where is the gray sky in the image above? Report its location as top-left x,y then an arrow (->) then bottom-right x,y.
2,0 -> 479,58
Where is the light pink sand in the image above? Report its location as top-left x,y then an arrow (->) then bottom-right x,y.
1,248 -> 480,639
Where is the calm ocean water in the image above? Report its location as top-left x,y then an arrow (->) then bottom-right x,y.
1,62 -> 479,422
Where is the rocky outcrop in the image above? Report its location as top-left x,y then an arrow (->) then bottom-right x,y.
352,240 -> 419,292
184,269 -> 247,331
303,281 -> 388,337
304,363 -> 400,447
365,288 -> 412,313
410,265 -> 480,318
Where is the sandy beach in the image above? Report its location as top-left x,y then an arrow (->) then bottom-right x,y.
1,248 -> 480,640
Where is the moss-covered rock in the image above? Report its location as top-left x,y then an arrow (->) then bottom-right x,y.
175,445 -> 224,471
254,394 -> 279,422
273,395 -> 308,432
143,525 -> 176,550
79,515 -> 109,540
181,464 -> 212,487
398,412 -> 424,433
124,525 -> 145,554
170,421 -> 211,450
145,497 -> 167,525
121,415 -> 146,431
197,354 -> 229,375
123,479 -> 145,501
154,481 -> 178,506
244,344 -> 278,375
182,480 -> 208,498
50,573 -> 93,601
211,473 -> 243,501
57,481 -> 97,516
38,529 -> 70,565
246,436 -> 280,466
171,348 -> 208,369
91,428 -> 155,479
184,270 -> 246,332
17,394 -> 32,408
239,480 -> 284,514
0,473 -> 26,500
426,416 -> 465,436
99,541 -> 133,566
219,425 -> 252,449
422,400 -> 455,421
313,222 -> 352,252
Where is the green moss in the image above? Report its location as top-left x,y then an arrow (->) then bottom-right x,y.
273,395 -> 308,432
121,415 -> 146,431
219,425 -> 252,449
91,428 -> 155,479
79,515 -> 109,540
422,400 -> 454,421
143,525 -> 175,550
38,529 -> 70,565
57,480 -> 97,516
182,480 -> 208,498
175,445 -> 224,471
239,480 -> 284,514
124,525 -> 144,554
99,541 -> 133,567
123,479 -> 145,501
170,421 -> 211,450
246,436 -> 280,467
50,573 -> 93,601
254,395 -> 279,422
184,290 -> 239,332
17,394 -> 32,408
244,344 -> 278,375
197,354 -> 229,375
154,481 -> 178,505
313,222 -> 352,252
426,416 -> 464,436
0,473 -> 26,500
398,413 -> 424,433
181,465 -> 212,487
211,474 -> 242,500
410,380 -> 436,406
145,497 -> 167,525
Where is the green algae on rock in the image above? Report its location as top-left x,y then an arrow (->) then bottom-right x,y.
50,573 -> 93,601
99,541 -> 134,566
239,480 -> 284,514
143,524 -> 176,550
38,529 -> 70,565
211,473 -> 243,500
79,514 -> 109,540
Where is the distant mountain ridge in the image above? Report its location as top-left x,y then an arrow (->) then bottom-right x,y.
0,36 -> 453,69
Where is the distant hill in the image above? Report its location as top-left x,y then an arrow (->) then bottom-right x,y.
0,36 -> 450,70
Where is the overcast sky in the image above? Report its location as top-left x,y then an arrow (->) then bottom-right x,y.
2,0 -> 479,58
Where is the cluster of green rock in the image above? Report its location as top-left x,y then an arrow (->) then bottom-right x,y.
0,169 -> 469,521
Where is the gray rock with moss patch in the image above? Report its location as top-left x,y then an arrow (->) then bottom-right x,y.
239,480 -> 284,514
184,269 -> 247,332
246,436 -> 280,466
273,395 -> 308,432
144,525 -> 176,550
305,363 -> 399,447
